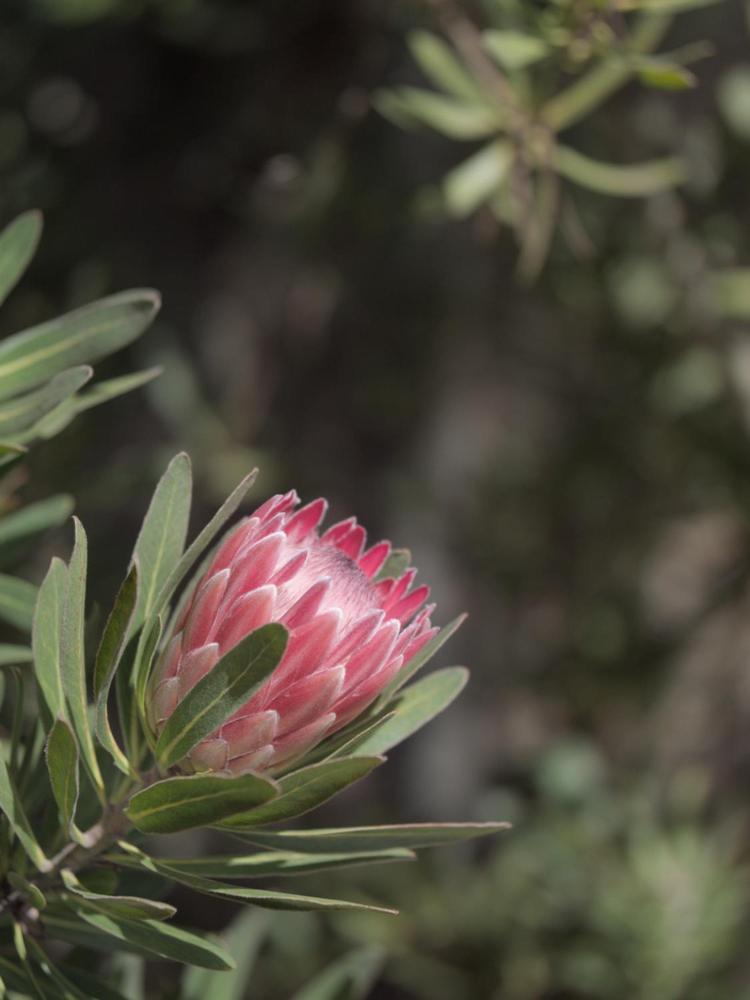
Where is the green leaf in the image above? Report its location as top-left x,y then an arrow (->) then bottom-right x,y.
373,88 -> 502,140
131,452 -> 192,633
0,495 -> 74,551
0,955 -> 34,995
45,718 -> 79,834
152,468 -> 258,617
126,771 -> 279,834
58,965 -> 131,1000
55,909 -> 235,970
408,31 -> 482,101
0,643 -> 32,665
155,623 -> 288,768
60,518 -> 104,796
553,145 -> 685,196
0,289 -> 160,403
0,754 -> 50,870
140,861 -> 398,914
0,366 -> 92,439
381,612 -> 466,700
483,30 -> 549,70
374,548 -> 411,582
35,367 -> 162,441
147,848 -> 414,879
238,822 -> 511,853
636,58 -> 697,89
32,558 -> 68,719
351,668 -> 469,756
183,911 -> 267,1000
7,872 -> 46,910
94,562 -> 138,774
60,869 -> 176,921
444,140 -> 513,217
0,441 -> 27,472
0,211 -> 42,308
290,948 -> 384,1000
219,757 -> 383,829
0,573 -> 37,631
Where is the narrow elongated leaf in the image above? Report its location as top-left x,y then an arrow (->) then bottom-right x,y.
0,366 -> 92,438
60,518 -> 103,795
25,937 -> 91,1000
220,757 -> 382,829
60,869 -> 176,921
131,452 -> 192,632
32,558 -> 68,719
0,289 -> 160,402
155,623 -> 287,768
0,643 -> 32,664
408,31 -> 482,101
146,848 -> 414,878
45,719 -> 79,833
483,29 -> 549,70
351,668 -> 468,756
94,563 -> 138,774
444,140 -> 513,217
183,911 -> 267,1000
126,771 -> 279,834
381,612 -> 466,700
0,573 -> 37,630
59,965 -> 130,1000
0,495 -> 74,551
0,755 -> 50,870
553,145 -> 684,196
142,861 -> 397,914
152,468 -> 258,616
237,822 -> 511,853
0,211 -> 42,307
291,948 -> 384,1000
62,910 -> 234,970
373,88 -> 502,140
35,367 -> 162,441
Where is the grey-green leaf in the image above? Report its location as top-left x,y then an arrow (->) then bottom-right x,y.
45,718 -> 79,833
238,822 -> 511,853
0,573 -> 38,631
94,562 -> 138,774
131,452 -> 192,633
32,558 -> 68,719
553,145 -> 685,197
0,289 -> 160,403
70,910 -> 234,970
150,848 -> 414,879
0,643 -> 32,665
0,211 -> 42,307
0,366 -> 92,439
155,623 -> 288,768
0,494 -> 74,552
351,667 -> 469,756
60,518 -> 104,795
152,468 -> 258,617
0,754 -> 50,871
408,30 -> 482,102
126,771 -> 280,834
219,757 -> 383,829
60,869 -> 176,921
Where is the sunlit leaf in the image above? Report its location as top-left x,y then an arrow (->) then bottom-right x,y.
0,289 -> 160,402
126,771 -> 279,834
444,140 -> 513,217
219,757 -> 383,828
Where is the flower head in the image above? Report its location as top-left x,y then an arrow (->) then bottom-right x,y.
149,491 -> 437,775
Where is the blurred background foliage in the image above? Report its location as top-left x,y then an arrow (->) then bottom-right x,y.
3,0 -> 750,996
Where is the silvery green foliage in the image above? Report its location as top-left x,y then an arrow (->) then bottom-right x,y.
374,0 -> 723,279
0,212 -> 506,997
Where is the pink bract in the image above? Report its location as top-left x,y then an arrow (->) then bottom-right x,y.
149,490 -> 437,775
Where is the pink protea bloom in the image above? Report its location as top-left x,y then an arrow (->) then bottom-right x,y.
149,491 -> 437,775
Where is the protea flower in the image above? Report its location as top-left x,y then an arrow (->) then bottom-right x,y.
149,491 -> 437,775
